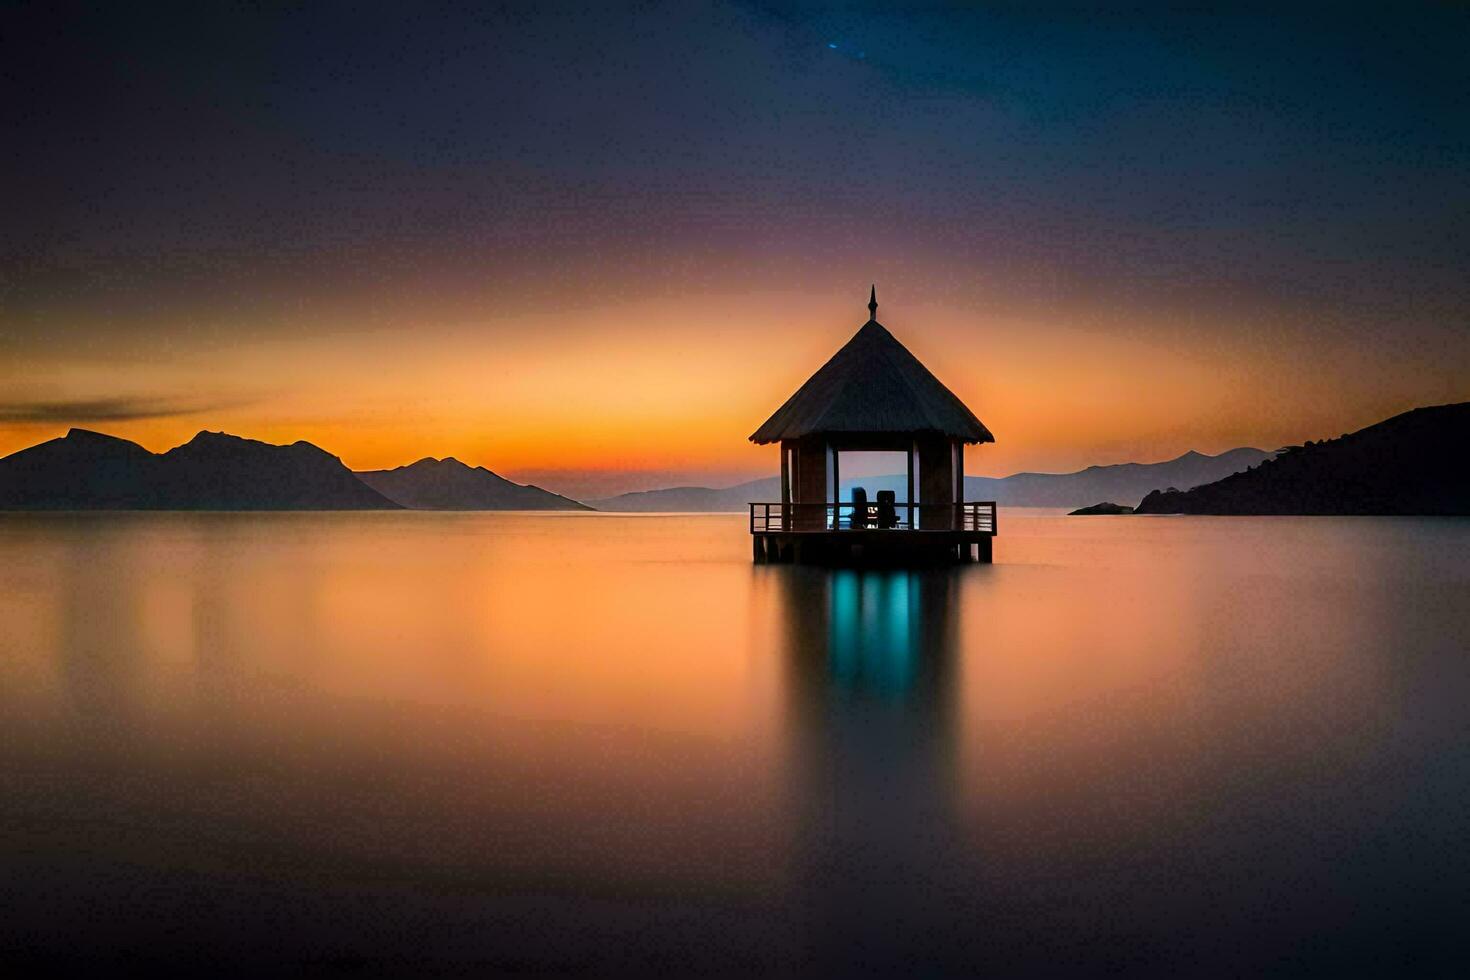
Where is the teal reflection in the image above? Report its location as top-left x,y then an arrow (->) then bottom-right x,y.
827,571 -> 921,695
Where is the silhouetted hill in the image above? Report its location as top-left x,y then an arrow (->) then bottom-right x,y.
0,428 -> 157,508
1135,403 -> 1470,515
357,457 -> 592,510
157,431 -> 396,509
590,449 -> 1270,511
0,428 -> 399,510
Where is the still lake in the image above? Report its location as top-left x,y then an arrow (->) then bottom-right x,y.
2,511 -> 1467,974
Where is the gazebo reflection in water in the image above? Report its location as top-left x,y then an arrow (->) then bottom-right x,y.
775,564 -> 966,970
827,571 -> 924,695
776,565 -> 961,706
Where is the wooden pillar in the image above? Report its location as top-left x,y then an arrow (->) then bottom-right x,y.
793,436 -> 828,530
955,443 -> 965,504
780,441 -> 791,504
779,440 -> 792,530
918,437 -> 956,530
906,445 -> 915,528
793,436 -> 827,503
831,447 -> 840,529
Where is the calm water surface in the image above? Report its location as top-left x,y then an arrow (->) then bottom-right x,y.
2,511 -> 1467,974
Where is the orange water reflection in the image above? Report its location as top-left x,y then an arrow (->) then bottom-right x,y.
0,511 -> 1467,972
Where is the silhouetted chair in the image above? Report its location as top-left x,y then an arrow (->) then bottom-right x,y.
877,490 -> 898,529
849,486 -> 869,528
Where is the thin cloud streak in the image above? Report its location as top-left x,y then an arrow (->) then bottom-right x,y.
0,396 -> 254,424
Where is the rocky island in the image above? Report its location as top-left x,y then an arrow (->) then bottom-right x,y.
1069,502 -> 1135,515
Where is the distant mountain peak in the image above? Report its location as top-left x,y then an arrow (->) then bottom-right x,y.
51,428 -> 154,463
178,430 -> 254,452
356,456 -> 591,510
399,456 -> 476,472
65,427 -> 135,445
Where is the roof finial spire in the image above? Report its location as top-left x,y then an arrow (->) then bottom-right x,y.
868,284 -> 878,320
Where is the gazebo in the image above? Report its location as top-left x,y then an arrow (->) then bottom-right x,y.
748,287 -> 997,564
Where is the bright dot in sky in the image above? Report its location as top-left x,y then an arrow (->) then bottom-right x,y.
827,42 -> 838,49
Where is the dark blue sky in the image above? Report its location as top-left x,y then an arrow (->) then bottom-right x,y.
7,2 -> 1467,315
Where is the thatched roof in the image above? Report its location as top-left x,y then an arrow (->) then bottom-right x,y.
750,311 -> 993,445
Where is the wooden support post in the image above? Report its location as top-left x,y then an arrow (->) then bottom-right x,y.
976,537 -> 992,563
906,444 -> 915,528
956,443 -> 965,506
794,437 -> 827,530
831,447 -> 840,529
780,443 -> 790,512
918,437 -> 955,530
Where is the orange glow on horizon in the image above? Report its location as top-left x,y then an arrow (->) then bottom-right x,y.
3,288 -> 1465,498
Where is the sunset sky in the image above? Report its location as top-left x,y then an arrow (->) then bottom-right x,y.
5,3 -> 1467,499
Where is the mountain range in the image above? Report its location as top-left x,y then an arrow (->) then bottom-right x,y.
357,457 -> 590,510
0,429 -> 587,511
6,405 -> 1459,515
1135,403 -> 1470,515
590,447 -> 1273,511
0,429 -> 398,510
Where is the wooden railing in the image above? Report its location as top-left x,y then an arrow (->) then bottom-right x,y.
748,501 -> 997,535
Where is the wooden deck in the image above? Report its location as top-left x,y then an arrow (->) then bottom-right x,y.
750,501 -> 997,565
